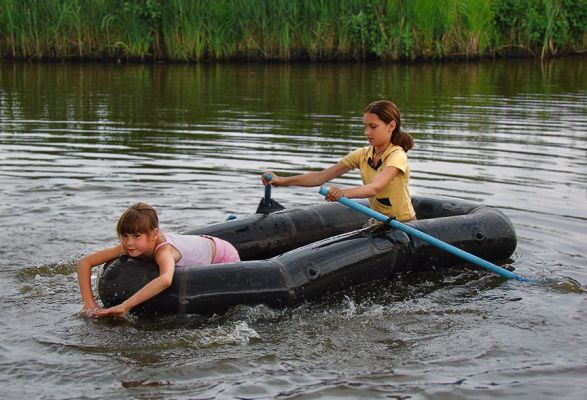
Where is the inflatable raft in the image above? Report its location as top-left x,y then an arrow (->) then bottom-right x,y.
98,196 -> 517,315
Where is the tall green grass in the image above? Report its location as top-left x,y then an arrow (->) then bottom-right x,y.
0,0 -> 585,62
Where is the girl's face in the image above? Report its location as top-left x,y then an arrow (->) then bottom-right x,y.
120,229 -> 158,257
363,112 -> 396,148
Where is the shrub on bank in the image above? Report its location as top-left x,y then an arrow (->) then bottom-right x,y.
0,0 -> 585,62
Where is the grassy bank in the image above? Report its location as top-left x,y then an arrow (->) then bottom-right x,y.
0,0 -> 585,62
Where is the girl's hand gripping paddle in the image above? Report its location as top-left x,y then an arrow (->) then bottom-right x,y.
256,174 -> 285,214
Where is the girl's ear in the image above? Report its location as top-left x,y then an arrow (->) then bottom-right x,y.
388,120 -> 397,133
151,228 -> 159,240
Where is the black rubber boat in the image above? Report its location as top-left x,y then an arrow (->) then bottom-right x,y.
98,196 -> 517,315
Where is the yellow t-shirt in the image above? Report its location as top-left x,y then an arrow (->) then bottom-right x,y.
341,145 -> 416,221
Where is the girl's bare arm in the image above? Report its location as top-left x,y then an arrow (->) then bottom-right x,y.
76,244 -> 122,313
92,247 -> 176,317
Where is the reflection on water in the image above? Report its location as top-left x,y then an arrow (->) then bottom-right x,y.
0,58 -> 586,399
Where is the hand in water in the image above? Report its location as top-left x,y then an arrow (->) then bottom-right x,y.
78,301 -> 100,318
92,304 -> 129,318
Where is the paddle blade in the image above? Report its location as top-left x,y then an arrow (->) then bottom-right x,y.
256,197 -> 285,214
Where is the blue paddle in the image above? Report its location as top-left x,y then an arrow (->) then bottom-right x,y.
319,186 -> 528,282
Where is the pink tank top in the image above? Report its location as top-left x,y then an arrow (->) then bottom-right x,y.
154,232 -> 213,267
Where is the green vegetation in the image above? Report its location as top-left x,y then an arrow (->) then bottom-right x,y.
0,0 -> 585,62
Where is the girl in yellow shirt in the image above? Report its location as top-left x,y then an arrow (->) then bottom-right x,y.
262,100 -> 416,222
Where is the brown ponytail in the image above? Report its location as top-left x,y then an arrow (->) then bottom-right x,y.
364,100 -> 414,152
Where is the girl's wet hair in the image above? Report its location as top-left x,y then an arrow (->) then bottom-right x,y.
116,202 -> 159,235
364,100 -> 414,152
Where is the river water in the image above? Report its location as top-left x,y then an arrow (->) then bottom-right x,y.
0,58 -> 586,399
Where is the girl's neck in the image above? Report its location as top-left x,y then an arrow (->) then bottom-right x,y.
145,232 -> 165,258
373,143 -> 391,156
151,232 -> 166,252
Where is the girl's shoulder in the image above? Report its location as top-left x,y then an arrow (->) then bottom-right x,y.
342,146 -> 370,168
347,146 -> 371,158
385,144 -> 405,154
383,145 -> 407,159
382,145 -> 409,170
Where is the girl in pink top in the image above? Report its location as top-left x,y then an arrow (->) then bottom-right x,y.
77,202 -> 240,318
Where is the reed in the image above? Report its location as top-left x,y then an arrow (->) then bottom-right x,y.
0,0 -> 585,62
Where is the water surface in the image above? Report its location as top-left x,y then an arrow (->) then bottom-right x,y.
0,59 -> 586,399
